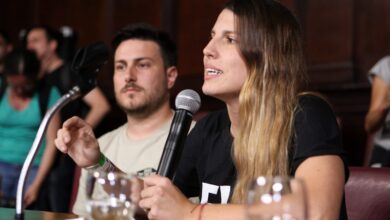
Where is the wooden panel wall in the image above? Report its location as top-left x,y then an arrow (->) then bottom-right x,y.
1,0 -> 390,165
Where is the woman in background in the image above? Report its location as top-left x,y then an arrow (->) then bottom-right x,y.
365,55 -> 390,167
0,49 -> 60,207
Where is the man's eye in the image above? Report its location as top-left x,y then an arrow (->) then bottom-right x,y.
137,62 -> 151,69
115,65 -> 125,71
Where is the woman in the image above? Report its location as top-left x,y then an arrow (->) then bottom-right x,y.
0,49 -> 61,207
139,0 -> 348,219
365,55 -> 390,167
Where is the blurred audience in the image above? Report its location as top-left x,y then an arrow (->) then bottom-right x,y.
0,49 -> 61,208
0,30 -> 13,77
25,25 -> 110,212
365,55 -> 390,167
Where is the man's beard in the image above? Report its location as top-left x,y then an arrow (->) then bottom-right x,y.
116,86 -> 169,119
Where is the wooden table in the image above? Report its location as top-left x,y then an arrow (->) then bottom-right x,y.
0,207 -> 79,220
0,207 -> 150,220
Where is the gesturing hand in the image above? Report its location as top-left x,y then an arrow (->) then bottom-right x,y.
55,116 -> 100,167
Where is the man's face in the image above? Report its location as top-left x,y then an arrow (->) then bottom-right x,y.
27,28 -> 51,60
113,39 -> 177,116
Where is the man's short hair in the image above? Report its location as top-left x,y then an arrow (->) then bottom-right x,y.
27,25 -> 63,44
111,23 -> 177,68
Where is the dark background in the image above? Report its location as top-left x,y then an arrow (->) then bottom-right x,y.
1,0 -> 389,166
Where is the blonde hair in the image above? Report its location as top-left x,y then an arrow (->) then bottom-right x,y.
227,0 -> 306,203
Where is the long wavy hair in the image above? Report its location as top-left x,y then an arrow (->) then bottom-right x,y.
228,0 -> 306,203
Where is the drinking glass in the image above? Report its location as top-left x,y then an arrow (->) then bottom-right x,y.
85,171 -> 135,220
246,176 -> 308,220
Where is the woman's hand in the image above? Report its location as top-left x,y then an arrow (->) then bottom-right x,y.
139,175 -> 197,220
24,183 -> 40,207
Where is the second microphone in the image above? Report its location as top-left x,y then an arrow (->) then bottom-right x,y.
156,89 -> 201,180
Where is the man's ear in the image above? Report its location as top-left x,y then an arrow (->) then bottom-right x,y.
166,66 -> 178,89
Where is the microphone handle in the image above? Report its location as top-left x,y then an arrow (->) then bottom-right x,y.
157,110 -> 192,180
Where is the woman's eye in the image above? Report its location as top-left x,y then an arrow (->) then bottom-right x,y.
226,36 -> 237,44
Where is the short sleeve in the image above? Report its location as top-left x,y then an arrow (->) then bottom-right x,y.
368,56 -> 390,84
292,95 -> 349,178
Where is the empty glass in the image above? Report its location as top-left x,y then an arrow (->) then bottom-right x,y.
246,176 -> 308,220
85,171 -> 136,220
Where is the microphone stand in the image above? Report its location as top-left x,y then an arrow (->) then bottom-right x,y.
14,41 -> 108,220
15,86 -> 82,220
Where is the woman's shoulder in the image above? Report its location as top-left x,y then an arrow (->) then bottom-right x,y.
298,93 -> 335,114
296,92 -> 339,127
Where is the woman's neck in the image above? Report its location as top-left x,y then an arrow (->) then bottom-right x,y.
8,90 -> 32,111
226,99 -> 240,138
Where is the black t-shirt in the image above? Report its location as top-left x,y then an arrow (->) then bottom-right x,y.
44,63 -> 87,121
174,94 -> 349,219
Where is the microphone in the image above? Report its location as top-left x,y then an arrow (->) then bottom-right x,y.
157,89 -> 201,179
71,41 -> 108,95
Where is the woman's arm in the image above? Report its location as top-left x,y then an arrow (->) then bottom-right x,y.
140,175 -> 246,220
24,112 -> 61,206
295,155 -> 345,220
82,87 -> 111,128
365,75 -> 390,133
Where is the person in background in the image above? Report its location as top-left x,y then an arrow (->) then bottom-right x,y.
55,23 -> 183,217
0,30 -> 13,77
0,49 -> 61,208
365,55 -> 390,167
26,25 -> 111,212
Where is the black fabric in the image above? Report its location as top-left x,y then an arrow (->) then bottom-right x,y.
174,94 -> 349,219
36,81 -> 51,118
0,74 -> 5,99
369,145 -> 390,167
43,63 -> 88,121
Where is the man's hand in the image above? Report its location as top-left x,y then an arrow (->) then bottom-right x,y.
55,116 -> 100,167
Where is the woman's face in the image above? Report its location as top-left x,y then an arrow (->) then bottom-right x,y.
202,9 -> 248,103
7,74 -> 36,97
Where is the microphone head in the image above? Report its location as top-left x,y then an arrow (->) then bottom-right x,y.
71,41 -> 108,72
175,89 -> 201,114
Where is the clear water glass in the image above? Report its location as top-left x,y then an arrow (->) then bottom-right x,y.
85,171 -> 135,220
246,176 -> 308,220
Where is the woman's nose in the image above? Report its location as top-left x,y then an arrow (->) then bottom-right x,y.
203,38 -> 217,59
